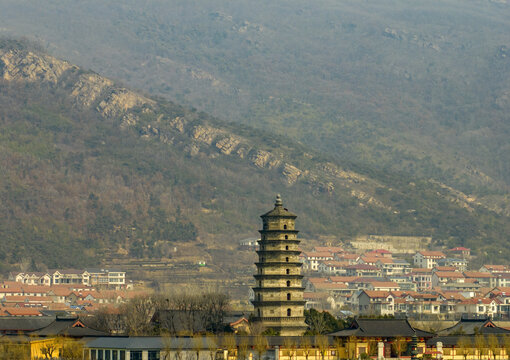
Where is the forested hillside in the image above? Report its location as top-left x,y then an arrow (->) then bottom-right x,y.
0,0 -> 508,208
0,40 -> 509,272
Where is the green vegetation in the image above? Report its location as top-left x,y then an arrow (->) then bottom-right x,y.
0,41 -> 509,271
0,0 -> 509,201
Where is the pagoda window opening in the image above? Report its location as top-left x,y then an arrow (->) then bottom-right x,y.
286,257 -> 289,262
286,269 -> 290,275
287,280 -> 291,287
287,293 -> 291,300
285,235 -> 288,240
287,308 -> 292,316
284,224 -> 287,229
286,246 -> 289,250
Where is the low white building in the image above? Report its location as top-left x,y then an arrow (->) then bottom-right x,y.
413,251 -> 446,269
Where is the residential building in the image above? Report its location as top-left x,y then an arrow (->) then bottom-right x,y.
355,290 -> 395,316
413,251 -> 446,269
437,258 -> 468,272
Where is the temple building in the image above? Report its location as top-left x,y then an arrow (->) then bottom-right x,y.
251,195 -> 307,335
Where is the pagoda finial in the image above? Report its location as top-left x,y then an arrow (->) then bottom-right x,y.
275,194 -> 283,207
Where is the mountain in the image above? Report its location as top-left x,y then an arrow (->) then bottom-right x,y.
0,39 -> 509,274
0,0 -> 508,207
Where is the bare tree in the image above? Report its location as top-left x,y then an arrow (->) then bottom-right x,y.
206,335 -> 218,360
222,333 -> 237,360
346,336 -> 358,360
238,337 -> 250,360
456,337 -> 471,360
40,341 -> 58,359
475,334 -> 486,360
255,334 -> 268,360
392,337 -> 406,358
488,334 -> 501,360
0,337 -> 29,360
193,335 -> 203,360
162,288 -> 230,335
283,337 -> 297,360
301,336 -> 313,360
59,336 -> 84,360
316,335 -> 329,360
334,337 -> 344,360
503,335 -> 510,360
121,295 -> 162,335
89,306 -> 125,334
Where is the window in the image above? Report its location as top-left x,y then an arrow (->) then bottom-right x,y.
112,351 -> 118,360
287,293 -> 291,300
120,351 -> 125,360
286,257 -> 289,262
287,280 -> 291,287
91,350 -> 97,360
284,224 -> 287,229
285,246 -> 289,250
286,269 -> 290,275
98,350 -> 104,360
287,308 -> 291,316
130,351 -> 143,360
149,351 -> 160,360
106,350 -> 111,360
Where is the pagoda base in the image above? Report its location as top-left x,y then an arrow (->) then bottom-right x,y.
251,316 -> 307,336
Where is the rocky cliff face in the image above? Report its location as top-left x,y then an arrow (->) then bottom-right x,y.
1,46 -> 495,214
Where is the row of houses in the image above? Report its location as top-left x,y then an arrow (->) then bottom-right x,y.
10,268 -> 127,288
0,281 -> 143,316
353,287 -> 510,318
302,247 -> 472,275
304,266 -> 510,319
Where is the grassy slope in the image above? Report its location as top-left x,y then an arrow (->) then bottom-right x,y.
0,0 -> 508,200
0,44 -> 509,272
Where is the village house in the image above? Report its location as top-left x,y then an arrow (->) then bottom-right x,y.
462,271 -> 493,287
345,264 -> 381,277
355,290 -> 395,316
437,257 -> 468,271
431,271 -> 465,287
413,251 -> 446,269
302,251 -> 334,271
376,258 -> 411,276
317,260 -> 349,275
455,297 -> 500,317
409,268 -> 433,291
333,253 -> 359,264
490,272 -> 510,288
480,264 -> 510,273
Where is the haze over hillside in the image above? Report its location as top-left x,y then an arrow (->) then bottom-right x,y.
0,0 -> 509,208
0,41 -> 509,276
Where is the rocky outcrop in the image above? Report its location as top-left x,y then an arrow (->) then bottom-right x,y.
0,46 -> 393,207
0,49 -> 75,83
190,125 -> 223,145
169,117 -> 187,133
351,189 -> 392,211
71,73 -> 113,108
97,88 -> 154,119
215,136 -> 241,155
281,163 -> 302,185
320,162 -> 365,183
250,150 -> 281,169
